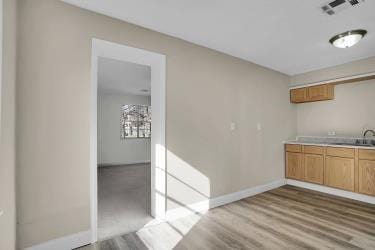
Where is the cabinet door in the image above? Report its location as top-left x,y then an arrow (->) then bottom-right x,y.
307,84 -> 334,102
305,154 -> 324,184
325,156 -> 355,191
359,160 -> 375,196
290,88 -> 307,103
286,152 -> 304,180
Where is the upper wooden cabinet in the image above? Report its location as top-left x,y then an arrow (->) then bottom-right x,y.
290,84 -> 334,103
307,84 -> 334,102
290,88 -> 307,103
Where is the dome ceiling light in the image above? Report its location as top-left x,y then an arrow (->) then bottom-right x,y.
329,29 -> 367,48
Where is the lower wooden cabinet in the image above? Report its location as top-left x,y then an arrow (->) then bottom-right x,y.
304,154 -> 324,184
285,144 -> 375,196
358,160 -> 375,196
286,152 -> 304,180
325,156 -> 355,192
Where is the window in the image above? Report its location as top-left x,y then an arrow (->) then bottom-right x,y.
121,104 -> 151,139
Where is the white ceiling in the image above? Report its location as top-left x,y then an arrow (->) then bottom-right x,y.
63,0 -> 375,75
98,57 -> 151,96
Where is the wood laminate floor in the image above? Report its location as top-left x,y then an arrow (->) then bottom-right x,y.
78,185 -> 375,249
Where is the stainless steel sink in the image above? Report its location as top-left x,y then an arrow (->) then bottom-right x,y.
330,140 -> 375,147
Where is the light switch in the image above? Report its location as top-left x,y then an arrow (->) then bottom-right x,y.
257,123 -> 262,131
230,122 -> 236,131
0,210 -> 3,217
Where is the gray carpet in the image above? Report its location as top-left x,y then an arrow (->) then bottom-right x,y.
98,163 -> 153,240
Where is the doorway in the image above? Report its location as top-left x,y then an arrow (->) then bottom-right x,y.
90,39 -> 166,243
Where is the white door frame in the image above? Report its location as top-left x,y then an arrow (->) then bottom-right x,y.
0,0 -> 3,137
90,39 -> 166,242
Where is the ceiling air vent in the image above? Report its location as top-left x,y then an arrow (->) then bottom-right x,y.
321,0 -> 364,15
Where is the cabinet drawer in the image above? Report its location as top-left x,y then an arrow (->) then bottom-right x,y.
285,144 -> 302,153
326,147 -> 355,158
359,160 -> 375,196
359,149 -> 375,160
304,146 -> 324,155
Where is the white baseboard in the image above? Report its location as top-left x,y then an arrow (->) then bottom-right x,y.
25,230 -> 91,250
286,179 -> 375,204
98,161 -> 151,167
165,179 -> 286,221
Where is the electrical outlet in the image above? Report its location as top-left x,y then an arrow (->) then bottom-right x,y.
328,131 -> 336,136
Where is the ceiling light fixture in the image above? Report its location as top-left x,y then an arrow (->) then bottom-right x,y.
329,29 -> 367,48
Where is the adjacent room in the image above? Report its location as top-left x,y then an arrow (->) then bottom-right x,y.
1,0 -> 375,250
97,58 -> 153,240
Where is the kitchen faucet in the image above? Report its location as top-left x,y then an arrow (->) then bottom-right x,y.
363,129 -> 375,138
363,129 -> 375,144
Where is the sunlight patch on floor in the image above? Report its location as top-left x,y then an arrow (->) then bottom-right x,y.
134,213 -> 203,249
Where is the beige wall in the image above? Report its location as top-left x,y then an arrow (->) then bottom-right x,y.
292,57 -> 375,137
291,56 -> 375,86
98,93 -> 151,165
296,80 -> 375,137
16,0 -> 295,248
0,0 -> 17,249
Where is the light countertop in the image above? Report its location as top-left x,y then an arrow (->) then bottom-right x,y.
284,136 -> 375,150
